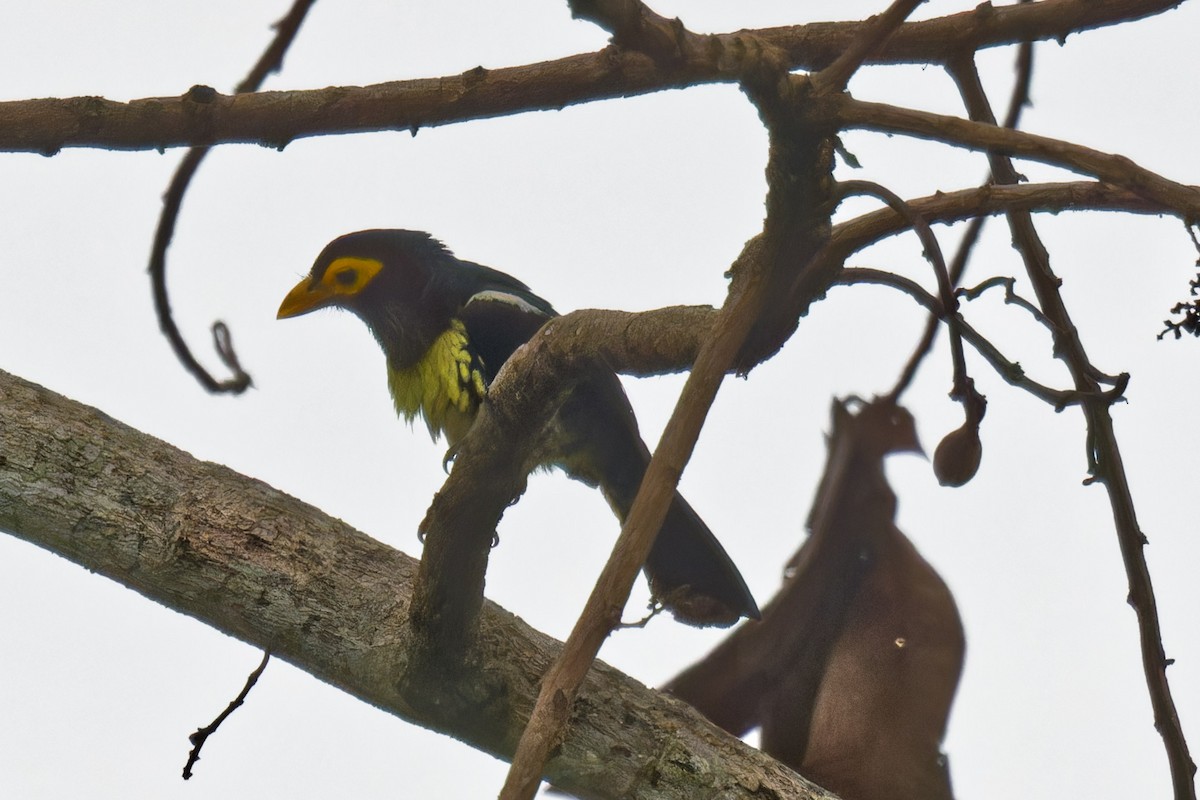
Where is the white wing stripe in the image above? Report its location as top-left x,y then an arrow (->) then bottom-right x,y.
466,289 -> 545,315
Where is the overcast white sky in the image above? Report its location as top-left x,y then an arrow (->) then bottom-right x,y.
1,2 -> 1198,798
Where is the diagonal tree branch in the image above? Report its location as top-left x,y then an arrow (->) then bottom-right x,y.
568,0 -> 688,61
498,6 -> 856,788
810,0 -> 926,94
946,53 -> 1196,800
497,232 -> 781,800
0,367 -> 831,800
835,95 -> 1200,217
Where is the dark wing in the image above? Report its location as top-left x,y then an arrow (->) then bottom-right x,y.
456,279 -> 556,383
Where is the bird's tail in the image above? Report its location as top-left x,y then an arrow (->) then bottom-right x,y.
639,489 -> 761,627
558,373 -> 759,627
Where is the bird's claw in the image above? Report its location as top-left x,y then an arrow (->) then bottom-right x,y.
441,443 -> 461,474
615,603 -> 663,630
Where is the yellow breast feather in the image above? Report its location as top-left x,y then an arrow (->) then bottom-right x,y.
387,318 -> 487,444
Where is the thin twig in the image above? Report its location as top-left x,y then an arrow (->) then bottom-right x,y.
958,275 -> 1133,387
835,179 -> 975,406
888,26 -> 1035,399
835,180 -> 951,306
888,213 -> 985,400
182,651 -> 271,779
959,275 -> 1055,330
837,267 -> 1121,409
835,95 -> 1200,219
947,54 -> 1196,800
1157,221 -> 1200,340
149,0 -> 317,394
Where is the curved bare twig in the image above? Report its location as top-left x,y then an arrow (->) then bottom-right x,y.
149,0 -> 316,394
836,179 -> 975,408
836,268 -> 1124,409
890,22 -> 1037,400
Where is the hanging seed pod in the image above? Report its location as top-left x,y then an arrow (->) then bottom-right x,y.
933,417 -> 982,486
934,382 -> 986,488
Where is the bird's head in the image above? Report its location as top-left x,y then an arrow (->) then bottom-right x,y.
277,229 -> 453,320
278,229 -> 462,358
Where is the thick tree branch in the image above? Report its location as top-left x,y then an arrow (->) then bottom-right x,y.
0,368 -> 830,800
0,0 -> 1181,154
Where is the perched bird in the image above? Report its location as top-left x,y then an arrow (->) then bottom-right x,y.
277,229 -> 759,627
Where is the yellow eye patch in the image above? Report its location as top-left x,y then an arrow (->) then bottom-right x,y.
322,256 -> 383,295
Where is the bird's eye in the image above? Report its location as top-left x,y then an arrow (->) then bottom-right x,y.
324,256 -> 383,293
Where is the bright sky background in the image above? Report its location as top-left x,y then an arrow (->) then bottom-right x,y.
1,2 -> 1198,798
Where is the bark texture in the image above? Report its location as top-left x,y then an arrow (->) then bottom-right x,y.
0,368 -> 831,800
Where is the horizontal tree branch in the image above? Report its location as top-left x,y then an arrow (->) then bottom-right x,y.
0,367 -> 832,800
830,180 -> 1169,257
0,0 -> 1180,154
841,0 -> 1184,63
